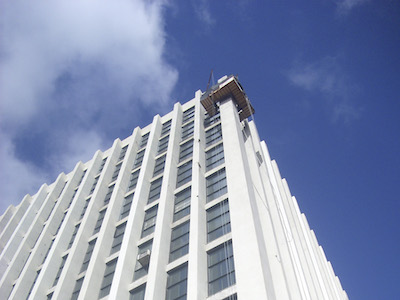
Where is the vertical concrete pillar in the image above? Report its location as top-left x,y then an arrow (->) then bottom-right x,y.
219,98 -> 269,299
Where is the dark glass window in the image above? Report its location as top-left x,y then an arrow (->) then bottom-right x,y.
141,206 -> 158,238
222,294 -> 238,300
161,119 -> 172,136
118,145 -> 129,161
53,255 -> 68,286
208,241 -> 236,296
148,177 -> 163,204
153,154 -> 166,177
89,175 -> 100,195
98,158 -> 108,173
103,184 -> 115,205
71,277 -> 84,300
80,239 -> 97,273
93,208 -> 107,235
133,240 -> 153,280
169,221 -> 190,262
67,189 -> 78,209
206,143 -> 224,171
42,239 -> 55,264
67,224 -> 80,249
133,149 -> 146,169
79,197 -> 91,220
176,161 -> 192,188
206,168 -> 227,202
182,106 -> 195,124
179,139 -> 193,162
111,162 -> 122,182
181,121 -> 194,141
173,187 -> 191,222
127,169 -> 140,192
130,284 -> 146,300
204,112 -> 221,128
76,170 -> 87,187
166,264 -> 188,300
110,222 -> 127,254
207,199 -> 231,242
139,132 -> 150,149
158,135 -> 170,155
99,258 -> 118,298
120,193 -> 134,220
54,211 -> 67,235
205,124 -> 222,146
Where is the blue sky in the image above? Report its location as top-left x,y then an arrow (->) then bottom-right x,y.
0,0 -> 399,299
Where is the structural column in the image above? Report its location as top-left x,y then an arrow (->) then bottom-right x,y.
219,98 -> 270,299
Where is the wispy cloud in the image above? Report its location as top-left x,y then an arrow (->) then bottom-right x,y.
0,0 -> 178,213
287,56 -> 361,123
192,0 -> 215,27
336,0 -> 370,15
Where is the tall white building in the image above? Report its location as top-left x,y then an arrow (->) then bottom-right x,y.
0,75 -> 348,300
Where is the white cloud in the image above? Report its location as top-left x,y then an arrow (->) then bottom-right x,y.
192,0 -> 215,27
287,56 -> 361,123
336,0 -> 370,15
0,0 -> 178,213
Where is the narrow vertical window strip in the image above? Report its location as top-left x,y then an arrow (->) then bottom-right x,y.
181,121 -> 194,141
207,241 -> 236,296
79,197 -> 91,220
53,254 -> 68,286
153,154 -> 166,177
141,205 -> 158,238
110,222 -> 127,254
148,177 -> 163,204
118,145 -> 129,161
206,143 -> 225,171
68,224 -> 81,249
173,187 -> 191,222
93,208 -> 107,235
99,258 -> 118,298
103,184 -> 115,205
205,123 -> 222,146
169,221 -> 190,262
130,284 -> 146,300
176,161 -> 192,188
179,139 -> 194,162
111,162 -> 123,182
127,169 -> 140,192
161,119 -> 172,136
133,149 -> 146,169
182,106 -> 195,124
71,277 -> 84,300
98,157 -> 108,173
76,170 -> 87,187
207,199 -> 231,242
139,132 -> 150,149
166,264 -> 188,300
80,239 -> 97,273
204,112 -> 221,128
89,175 -> 100,195
42,238 -> 55,264
206,168 -> 228,202
157,135 -> 170,155
120,193 -> 134,220
133,240 -> 153,280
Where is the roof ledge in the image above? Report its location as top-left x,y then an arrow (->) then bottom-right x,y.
200,75 -> 255,121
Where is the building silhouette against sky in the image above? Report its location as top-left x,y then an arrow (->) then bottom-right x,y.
0,75 -> 347,300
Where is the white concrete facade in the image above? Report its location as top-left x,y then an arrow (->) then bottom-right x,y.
0,76 -> 348,300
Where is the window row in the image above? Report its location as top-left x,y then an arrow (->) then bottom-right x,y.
130,240 -> 235,299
